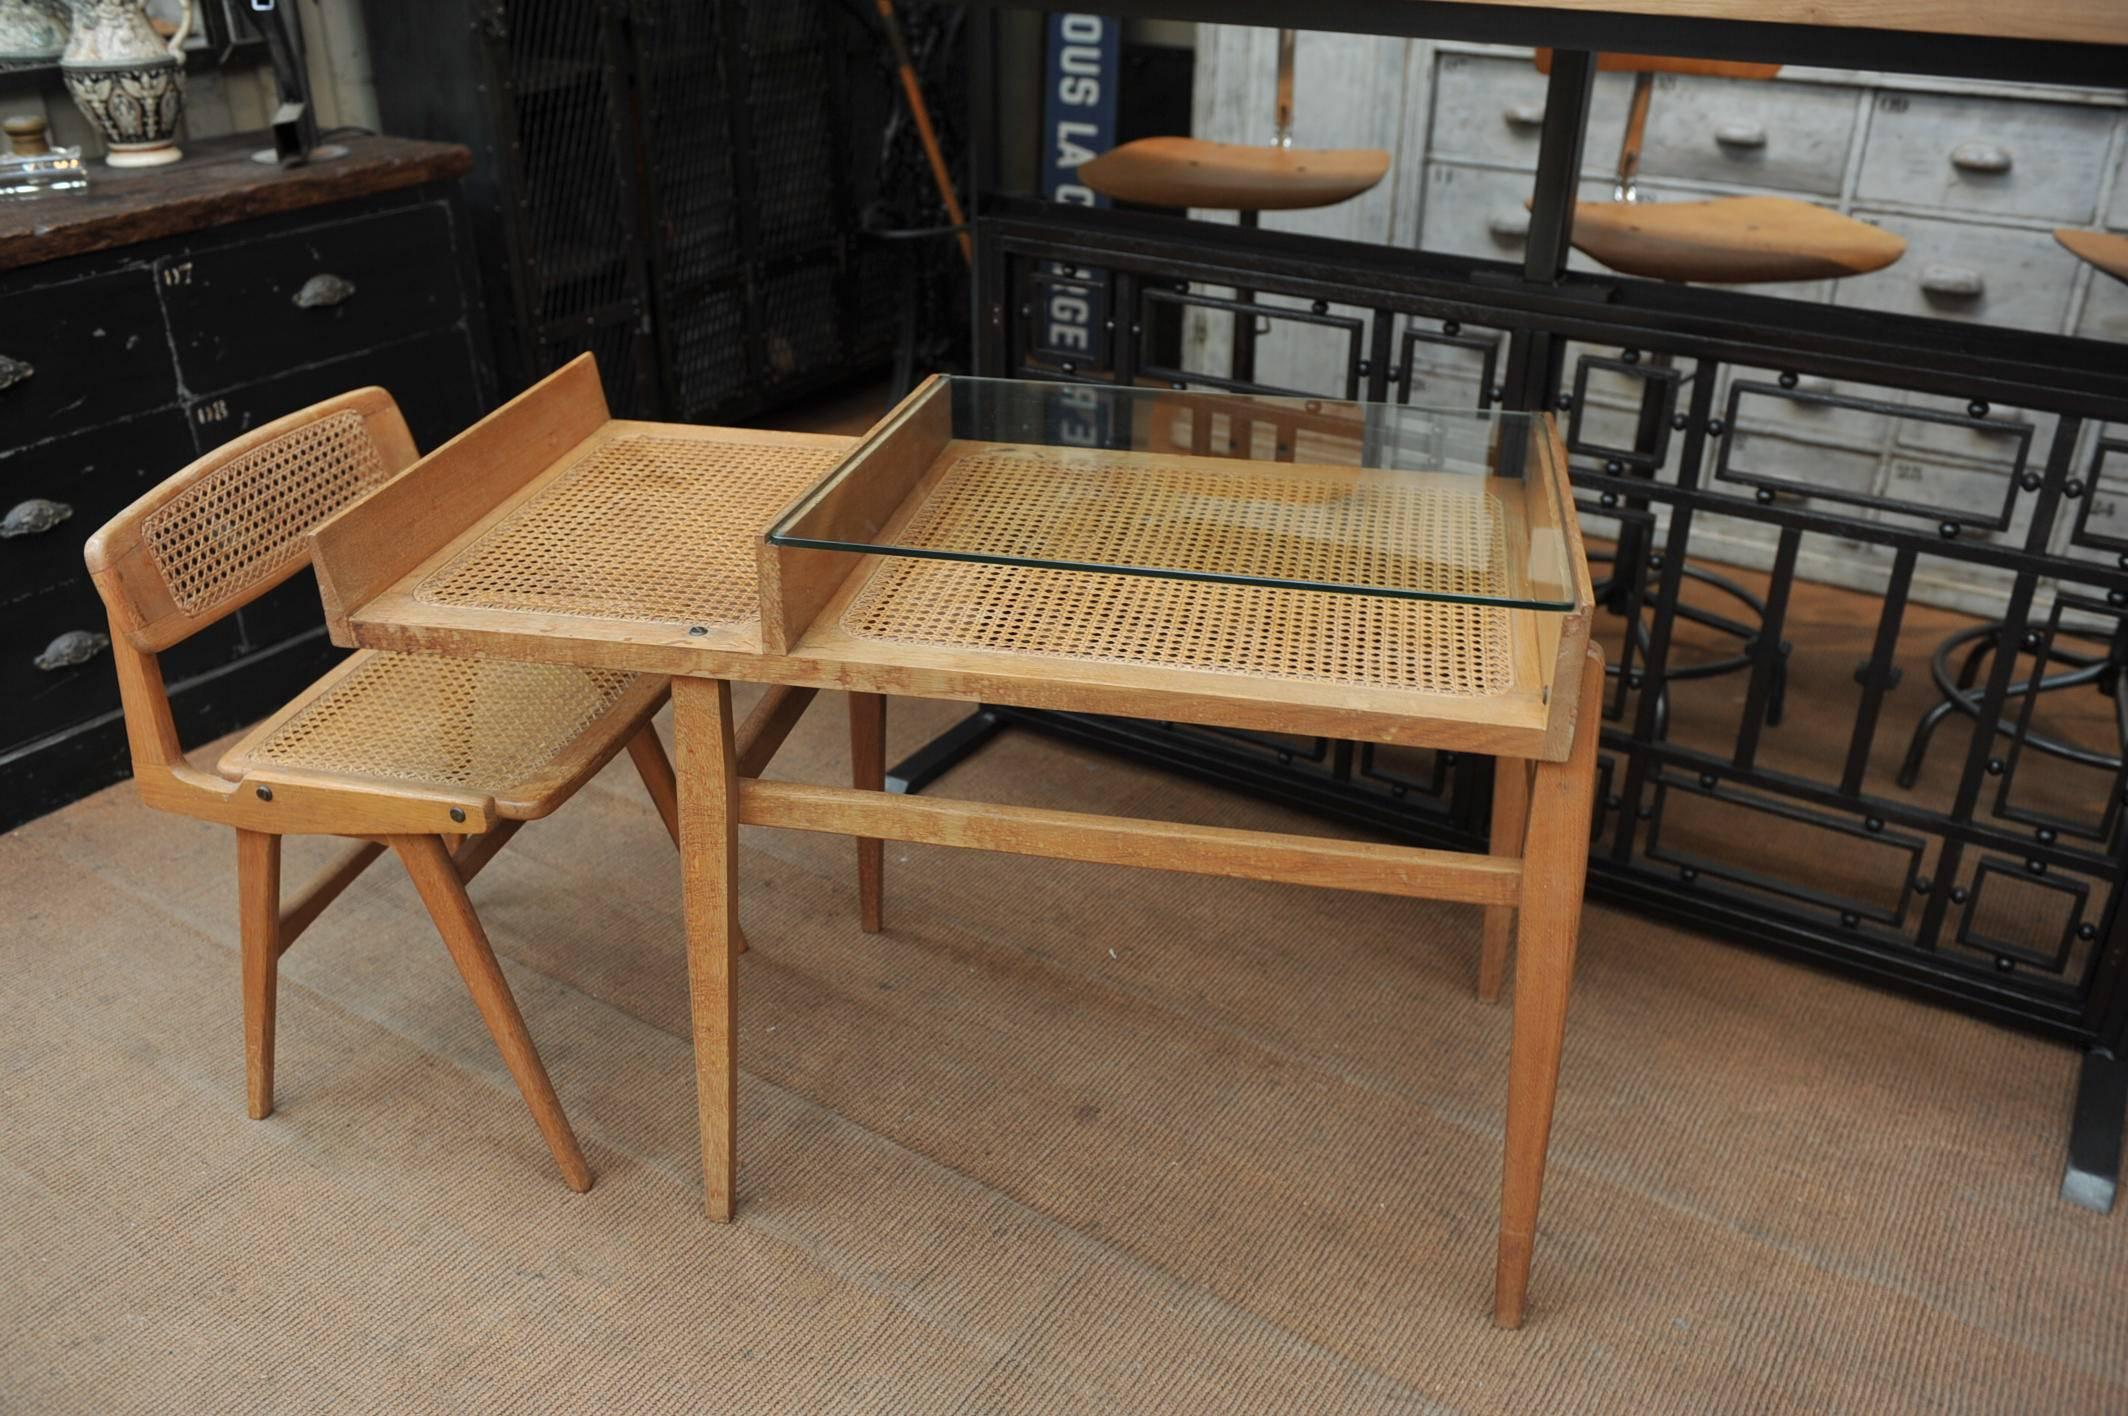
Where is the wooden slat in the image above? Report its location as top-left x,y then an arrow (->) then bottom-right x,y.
736,779 -> 1522,906
757,376 -> 949,653
311,355 -> 610,644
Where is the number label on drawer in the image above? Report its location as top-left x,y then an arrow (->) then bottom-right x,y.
1878,95 -> 1909,114
194,398 -> 230,426
161,262 -> 193,287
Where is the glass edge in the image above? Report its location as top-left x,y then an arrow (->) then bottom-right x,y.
761,533 -> 1582,612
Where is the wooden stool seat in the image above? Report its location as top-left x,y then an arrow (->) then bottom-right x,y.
1569,196 -> 1908,284
217,650 -> 668,820
2057,227 -> 2128,284
1077,136 -> 1389,211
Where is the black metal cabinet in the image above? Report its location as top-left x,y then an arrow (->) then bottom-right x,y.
0,183 -> 490,833
364,0 -> 903,423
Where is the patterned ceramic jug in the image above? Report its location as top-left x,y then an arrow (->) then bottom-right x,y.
0,0 -> 71,61
60,0 -> 193,168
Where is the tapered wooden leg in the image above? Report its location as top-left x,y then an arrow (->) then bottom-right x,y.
628,721 -> 682,849
1479,759 -> 1531,1003
237,829 -> 281,1121
390,833 -> 593,1194
849,692 -> 886,933
672,676 -> 741,1221
1494,648 -> 1604,1329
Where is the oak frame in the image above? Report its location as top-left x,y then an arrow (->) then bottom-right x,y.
305,360 -> 1605,1327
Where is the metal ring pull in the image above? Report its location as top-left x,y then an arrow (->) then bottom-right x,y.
1504,103 -> 1546,129
1,499 -> 73,538
1487,210 -> 1531,241
1713,122 -> 1767,150
1949,142 -> 2013,174
34,630 -> 109,672
294,274 -> 358,309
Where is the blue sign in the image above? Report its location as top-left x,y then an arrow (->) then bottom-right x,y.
1041,13 -> 1118,208
1038,15 -> 1119,441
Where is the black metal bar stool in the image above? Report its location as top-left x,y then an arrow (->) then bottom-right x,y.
1077,30 -> 1389,385
1538,50 -> 1907,735
1899,231 -> 2128,794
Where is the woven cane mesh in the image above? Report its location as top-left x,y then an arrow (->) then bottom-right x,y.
415,434 -> 845,626
143,411 -> 388,615
242,655 -> 638,795
842,450 -> 1514,696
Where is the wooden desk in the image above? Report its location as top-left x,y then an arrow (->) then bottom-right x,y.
308,356 -> 1603,1327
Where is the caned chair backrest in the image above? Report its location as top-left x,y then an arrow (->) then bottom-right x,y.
85,388 -> 417,654
83,389 -> 418,800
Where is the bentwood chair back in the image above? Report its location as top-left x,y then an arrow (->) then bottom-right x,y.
1534,50 -> 1907,284
83,389 -> 685,1193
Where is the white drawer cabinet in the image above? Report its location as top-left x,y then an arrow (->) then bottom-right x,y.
1191,35 -> 2126,615
2079,274 -> 2128,343
1836,213 -> 2083,331
1418,162 -> 1610,269
1428,51 -> 1632,172
1855,91 -> 2116,225
1642,73 -> 1860,197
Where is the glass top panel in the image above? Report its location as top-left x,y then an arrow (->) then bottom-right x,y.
767,377 -> 1578,611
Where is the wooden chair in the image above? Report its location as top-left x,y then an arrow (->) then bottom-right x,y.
83,389 -> 688,1194
1537,51 -> 1907,283
1077,29 -> 1390,383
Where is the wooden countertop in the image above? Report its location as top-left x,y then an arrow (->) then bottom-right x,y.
1395,0 -> 2124,45
0,133 -> 472,273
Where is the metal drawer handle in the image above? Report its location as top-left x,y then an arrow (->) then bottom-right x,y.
294,273 -> 357,309
1,498 -> 73,538
1714,122 -> 1767,150
1920,266 -> 1985,300
35,629 -> 109,672
0,354 -> 30,391
1487,210 -> 1531,241
1950,142 -> 2012,174
1504,102 -> 1546,129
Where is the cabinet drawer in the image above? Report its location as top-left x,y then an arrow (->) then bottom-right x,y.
1,410 -> 197,608
1722,372 -> 1892,453
1854,92 -> 2116,224
2077,270 -> 2128,343
1880,454 -> 2036,543
0,573 -> 240,752
1834,213 -> 2078,332
160,203 -> 466,395
0,267 -> 178,449
1891,394 -> 2057,475
1643,76 -> 1859,197
190,327 -> 483,458
1428,51 -> 1630,174
1419,163 -> 1609,271
2109,145 -> 2128,231
1714,428 -> 1884,515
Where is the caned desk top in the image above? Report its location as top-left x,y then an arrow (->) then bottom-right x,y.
311,359 -> 1595,760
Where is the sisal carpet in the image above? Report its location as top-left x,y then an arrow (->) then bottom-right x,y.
1,686 -> 2123,1413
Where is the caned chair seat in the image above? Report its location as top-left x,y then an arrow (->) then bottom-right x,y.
2057,228 -> 2128,285
1569,196 -> 1908,285
217,651 -> 668,820
82,386 -> 699,1195
1077,136 -> 1389,211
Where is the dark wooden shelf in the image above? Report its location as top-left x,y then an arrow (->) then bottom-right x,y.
0,132 -> 471,273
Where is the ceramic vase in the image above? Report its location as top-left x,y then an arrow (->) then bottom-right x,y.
60,0 -> 192,168
0,0 -> 70,61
